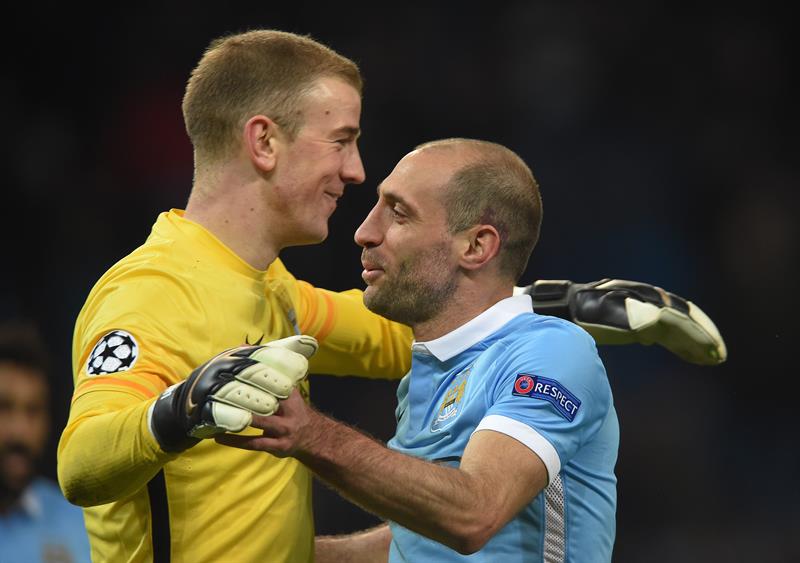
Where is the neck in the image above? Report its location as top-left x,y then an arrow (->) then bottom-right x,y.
412,281 -> 513,342
185,164 -> 280,271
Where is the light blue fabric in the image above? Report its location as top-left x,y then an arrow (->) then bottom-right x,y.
0,478 -> 90,563
388,296 -> 618,562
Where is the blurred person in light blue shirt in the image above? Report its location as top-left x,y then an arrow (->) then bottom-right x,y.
0,321 -> 90,563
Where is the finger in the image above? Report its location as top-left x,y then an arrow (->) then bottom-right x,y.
235,363 -> 298,398
249,413 -> 288,435
659,304 -> 727,365
686,301 -> 727,363
624,297 -> 661,333
279,388 -> 307,410
215,433 -> 279,452
263,335 -> 318,358
248,346 -> 310,384
211,381 -> 280,415
210,402 -> 253,432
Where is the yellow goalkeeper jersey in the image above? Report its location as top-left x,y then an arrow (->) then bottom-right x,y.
58,210 -> 412,563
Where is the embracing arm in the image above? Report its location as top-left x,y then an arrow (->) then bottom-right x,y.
519,278 -> 727,364
218,392 -> 547,555
295,273 -> 726,379
293,282 -> 413,379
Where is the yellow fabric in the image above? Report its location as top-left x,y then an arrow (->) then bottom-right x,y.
57,210 -> 412,563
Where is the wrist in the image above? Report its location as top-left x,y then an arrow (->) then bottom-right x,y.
295,408 -> 340,464
149,384 -> 198,453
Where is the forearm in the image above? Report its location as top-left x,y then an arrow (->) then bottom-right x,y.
58,393 -> 175,506
299,285 -> 413,379
315,524 -> 391,563
298,413 -> 486,552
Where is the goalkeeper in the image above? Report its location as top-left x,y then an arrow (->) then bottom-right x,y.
57,30 -> 725,563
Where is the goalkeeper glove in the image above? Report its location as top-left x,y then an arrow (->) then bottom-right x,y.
518,279 -> 727,365
148,335 -> 318,452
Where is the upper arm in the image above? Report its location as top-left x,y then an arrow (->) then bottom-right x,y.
60,276 -> 191,503
71,290 -> 185,412
460,429 -> 548,530
483,321 -> 611,474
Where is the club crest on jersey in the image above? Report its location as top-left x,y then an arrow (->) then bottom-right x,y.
512,373 -> 581,422
86,330 -> 139,376
431,365 -> 472,432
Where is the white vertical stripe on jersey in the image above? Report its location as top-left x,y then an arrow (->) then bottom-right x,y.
544,474 -> 566,563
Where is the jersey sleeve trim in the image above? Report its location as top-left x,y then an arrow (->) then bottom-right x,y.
297,284 -> 337,343
297,283 -> 318,335
73,378 -> 160,402
315,291 -> 337,342
473,414 -> 561,484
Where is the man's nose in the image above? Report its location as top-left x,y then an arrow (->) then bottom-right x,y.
342,145 -> 366,185
354,205 -> 383,248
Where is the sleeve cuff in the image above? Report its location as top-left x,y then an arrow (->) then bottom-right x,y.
472,414 -> 561,484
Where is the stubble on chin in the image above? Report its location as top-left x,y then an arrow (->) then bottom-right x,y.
363,248 -> 457,326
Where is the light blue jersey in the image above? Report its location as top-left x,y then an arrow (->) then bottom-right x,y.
0,477 -> 91,563
387,295 -> 618,563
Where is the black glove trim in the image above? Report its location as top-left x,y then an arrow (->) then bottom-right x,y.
150,346 -> 263,453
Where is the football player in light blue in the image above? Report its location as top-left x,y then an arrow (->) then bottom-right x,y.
219,138 -> 721,562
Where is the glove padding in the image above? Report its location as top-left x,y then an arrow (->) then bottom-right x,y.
149,335 -> 318,452
519,279 -> 727,365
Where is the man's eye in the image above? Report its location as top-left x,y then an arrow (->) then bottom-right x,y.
391,206 -> 405,219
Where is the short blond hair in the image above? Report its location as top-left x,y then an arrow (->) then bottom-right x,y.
182,30 -> 363,162
417,139 -> 543,282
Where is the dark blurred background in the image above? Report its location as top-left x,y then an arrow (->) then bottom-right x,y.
2,2 -> 797,561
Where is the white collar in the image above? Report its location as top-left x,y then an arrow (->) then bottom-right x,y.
411,294 -> 532,362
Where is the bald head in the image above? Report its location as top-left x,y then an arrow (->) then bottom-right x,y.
414,139 -> 542,282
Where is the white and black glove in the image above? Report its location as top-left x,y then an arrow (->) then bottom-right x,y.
517,279 -> 726,365
148,335 -> 318,452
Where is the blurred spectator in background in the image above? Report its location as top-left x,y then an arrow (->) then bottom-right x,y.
0,321 -> 90,563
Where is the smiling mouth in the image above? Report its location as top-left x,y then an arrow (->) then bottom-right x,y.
361,255 -> 385,284
361,268 -> 384,284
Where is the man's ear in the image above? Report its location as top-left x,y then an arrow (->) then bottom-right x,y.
243,115 -> 281,173
458,224 -> 501,271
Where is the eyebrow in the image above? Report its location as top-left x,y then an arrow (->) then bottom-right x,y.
333,126 -> 361,139
376,183 -> 417,215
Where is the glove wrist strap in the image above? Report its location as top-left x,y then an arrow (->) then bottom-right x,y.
528,280 -> 575,320
150,388 -> 199,453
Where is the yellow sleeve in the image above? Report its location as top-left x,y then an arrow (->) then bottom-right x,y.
297,283 -> 412,379
58,391 -> 175,506
58,276 -> 194,506
269,260 -> 412,379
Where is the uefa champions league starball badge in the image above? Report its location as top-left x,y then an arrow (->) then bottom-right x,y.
86,330 -> 139,375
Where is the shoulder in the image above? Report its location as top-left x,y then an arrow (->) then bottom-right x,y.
483,313 -> 609,397
76,267 -> 193,348
73,246 -> 203,371
496,313 -> 599,362
78,237 -> 201,329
